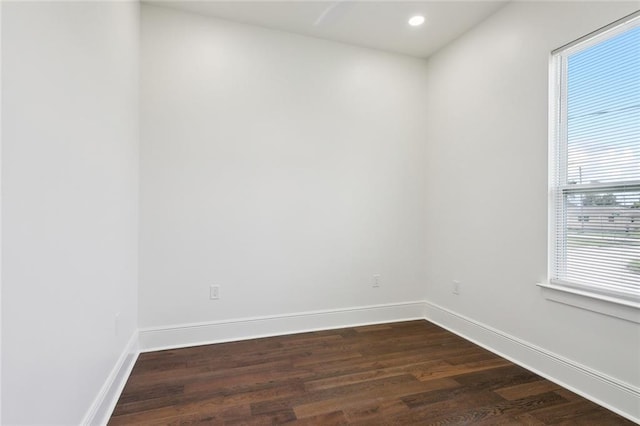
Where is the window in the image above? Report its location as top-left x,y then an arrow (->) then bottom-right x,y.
550,13 -> 640,304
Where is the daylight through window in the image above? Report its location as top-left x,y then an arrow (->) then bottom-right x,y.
550,13 -> 640,302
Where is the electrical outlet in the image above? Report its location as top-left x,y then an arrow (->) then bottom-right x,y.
210,285 -> 220,300
452,280 -> 460,295
372,274 -> 381,288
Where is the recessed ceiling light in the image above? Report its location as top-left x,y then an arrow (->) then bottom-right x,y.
408,15 -> 425,27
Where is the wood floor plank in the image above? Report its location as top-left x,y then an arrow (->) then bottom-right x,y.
294,375 -> 438,419
110,320 -> 634,425
495,379 -> 563,401
286,410 -> 349,425
408,357 -> 513,382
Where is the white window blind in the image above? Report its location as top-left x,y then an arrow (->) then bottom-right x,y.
551,13 -> 640,302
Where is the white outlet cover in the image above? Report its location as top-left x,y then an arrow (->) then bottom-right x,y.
210,285 -> 220,300
372,274 -> 381,288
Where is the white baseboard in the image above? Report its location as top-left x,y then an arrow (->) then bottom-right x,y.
139,301 -> 426,352
81,331 -> 140,426
423,301 -> 640,424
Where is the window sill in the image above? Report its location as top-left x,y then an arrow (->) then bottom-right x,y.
537,282 -> 640,324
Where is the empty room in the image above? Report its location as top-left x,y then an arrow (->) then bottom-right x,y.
1,0 -> 639,424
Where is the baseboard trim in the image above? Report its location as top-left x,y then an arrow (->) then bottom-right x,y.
81,331 -> 140,426
139,301 -> 426,352
423,301 -> 640,424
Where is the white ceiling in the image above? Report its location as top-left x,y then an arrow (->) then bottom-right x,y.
146,1 -> 510,58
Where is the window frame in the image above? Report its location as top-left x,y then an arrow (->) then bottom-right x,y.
546,12 -> 640,317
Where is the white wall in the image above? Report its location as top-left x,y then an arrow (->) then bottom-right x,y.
139,5 -> 430,329
0,1 -> 4,421
423,0 -> 639,400
1,2 -> 139,424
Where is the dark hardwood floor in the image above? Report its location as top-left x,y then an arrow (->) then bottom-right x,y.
110,320 -> 633,425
